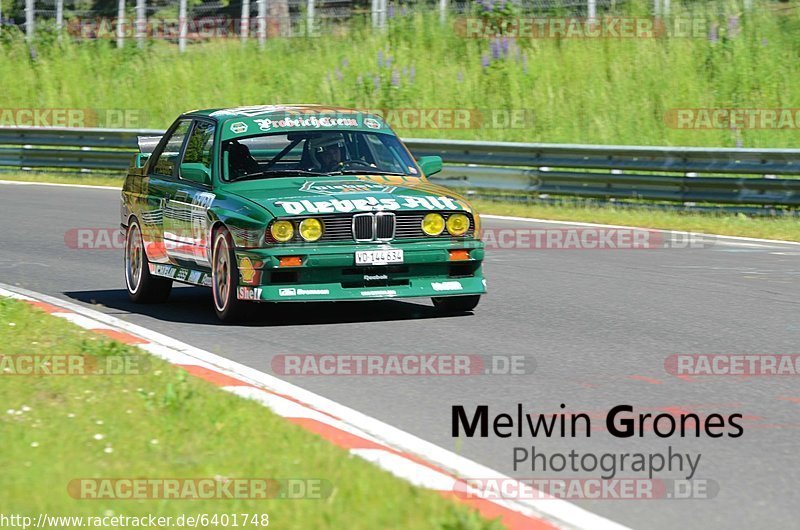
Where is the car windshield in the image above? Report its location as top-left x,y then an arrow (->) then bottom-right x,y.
222,131 -> 421,181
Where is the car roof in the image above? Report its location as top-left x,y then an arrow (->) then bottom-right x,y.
186,105 -> 367,120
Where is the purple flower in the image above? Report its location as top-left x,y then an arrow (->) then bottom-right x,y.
709,23 -> 718,43
377,50 -> 384,69
490,38 -> 501,60
335,67 -> 343,82
457,71 -> 464,82
481,54 -> 490,69
761,38 -> 768,46
373,75 -> 381,90
728,15 -> 739,32
521,53 -> 528,74
388,5 -> 395,18
385,56 -> 393,70
391,70 -> 400,87
341,57 -> 349,68
501,36 -> 509,57
409,65 -> 416,83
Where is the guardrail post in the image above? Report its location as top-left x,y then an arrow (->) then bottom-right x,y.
135,0 -> 146,47
116,0 -> 125,48
178,0 -> 187,52
25,0 -> 34,41
241,0 -> 250,42
439,0 -> 447,25
306,0 -> 314,36
257,0 -> 266,47
55,0 -> 63,40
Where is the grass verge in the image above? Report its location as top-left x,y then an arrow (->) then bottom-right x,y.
0,297 -> 500,530
2,172 -> 798,242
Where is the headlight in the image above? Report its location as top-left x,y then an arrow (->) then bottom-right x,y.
299,218 -> 323,242
270,220 -> 294,242
421,213 -> 445,236
446,213 -> 470,236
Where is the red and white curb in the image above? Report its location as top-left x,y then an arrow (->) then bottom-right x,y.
0,282 -> 630,530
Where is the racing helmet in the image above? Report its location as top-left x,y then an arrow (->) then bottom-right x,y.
308,134 -> 345,169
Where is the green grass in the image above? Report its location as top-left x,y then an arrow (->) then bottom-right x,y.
2,171 -> 797,241
0,298 -> 501,530
0,1 -> 798,147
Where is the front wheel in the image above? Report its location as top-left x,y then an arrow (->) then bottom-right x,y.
432,295 -> 481,314
124,219 -> 172,303
211,227 -> 247,322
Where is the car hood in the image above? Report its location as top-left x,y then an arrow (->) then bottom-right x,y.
223,175 -> 474,217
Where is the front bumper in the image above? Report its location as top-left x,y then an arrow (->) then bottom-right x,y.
234,239 -> 486,302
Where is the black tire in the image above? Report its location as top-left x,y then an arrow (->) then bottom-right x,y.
432,295 -> 481,314
211,227 -> 247,322
124,219 -> 172,303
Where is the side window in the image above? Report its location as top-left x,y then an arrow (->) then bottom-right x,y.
151,119 -> 192,177
180,121 -> 215,184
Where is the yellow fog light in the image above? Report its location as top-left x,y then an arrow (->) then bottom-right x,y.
446,213 -> 470,236
299,218 -> 323,242
421,213 -> 445,236
270,220 -> 294,242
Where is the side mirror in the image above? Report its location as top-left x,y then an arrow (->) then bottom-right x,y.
417,156 -> 442,177
180,163 -> 211,185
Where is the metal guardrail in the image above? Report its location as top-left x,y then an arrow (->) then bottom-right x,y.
1,126 -> 799,206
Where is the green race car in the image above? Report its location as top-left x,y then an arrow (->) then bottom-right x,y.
121,105 -> 486,322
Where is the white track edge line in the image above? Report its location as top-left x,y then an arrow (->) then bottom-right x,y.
481,214 -> 800,247
0,281 -> 632,530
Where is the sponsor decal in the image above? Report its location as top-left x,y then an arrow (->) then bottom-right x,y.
230,121 -> 249,134
364,118 -> 381,129
239,257 -> 257,284
360,290 -> 397,297
190,191 -> 215,209
188,270 -> 202,284
299,180 -> 397,195
278,288 -> 330,297
175,268 -> 190,281
364,274 -> 388,281
254,116 -> 359,132
277,195 -> 459,215
432,281 -> 463,292
152,264 -> 177,278
202,276 -> 213,287
237,286 -> 262,300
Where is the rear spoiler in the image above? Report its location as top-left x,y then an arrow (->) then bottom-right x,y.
134,135 -> 162,168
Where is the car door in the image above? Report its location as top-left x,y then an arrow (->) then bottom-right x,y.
142,118 -> 192,265
163,119 -> 217,270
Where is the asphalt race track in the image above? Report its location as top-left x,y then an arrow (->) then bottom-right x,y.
2,182 -> 799,529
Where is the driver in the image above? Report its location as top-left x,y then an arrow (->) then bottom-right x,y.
308,134 -> 345,172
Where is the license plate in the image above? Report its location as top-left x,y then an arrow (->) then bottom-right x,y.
355,249 -> 404,266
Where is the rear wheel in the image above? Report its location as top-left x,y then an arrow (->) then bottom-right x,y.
124,219 -> 172,303
211,227 -> 247,322
432,295 -> 481,314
